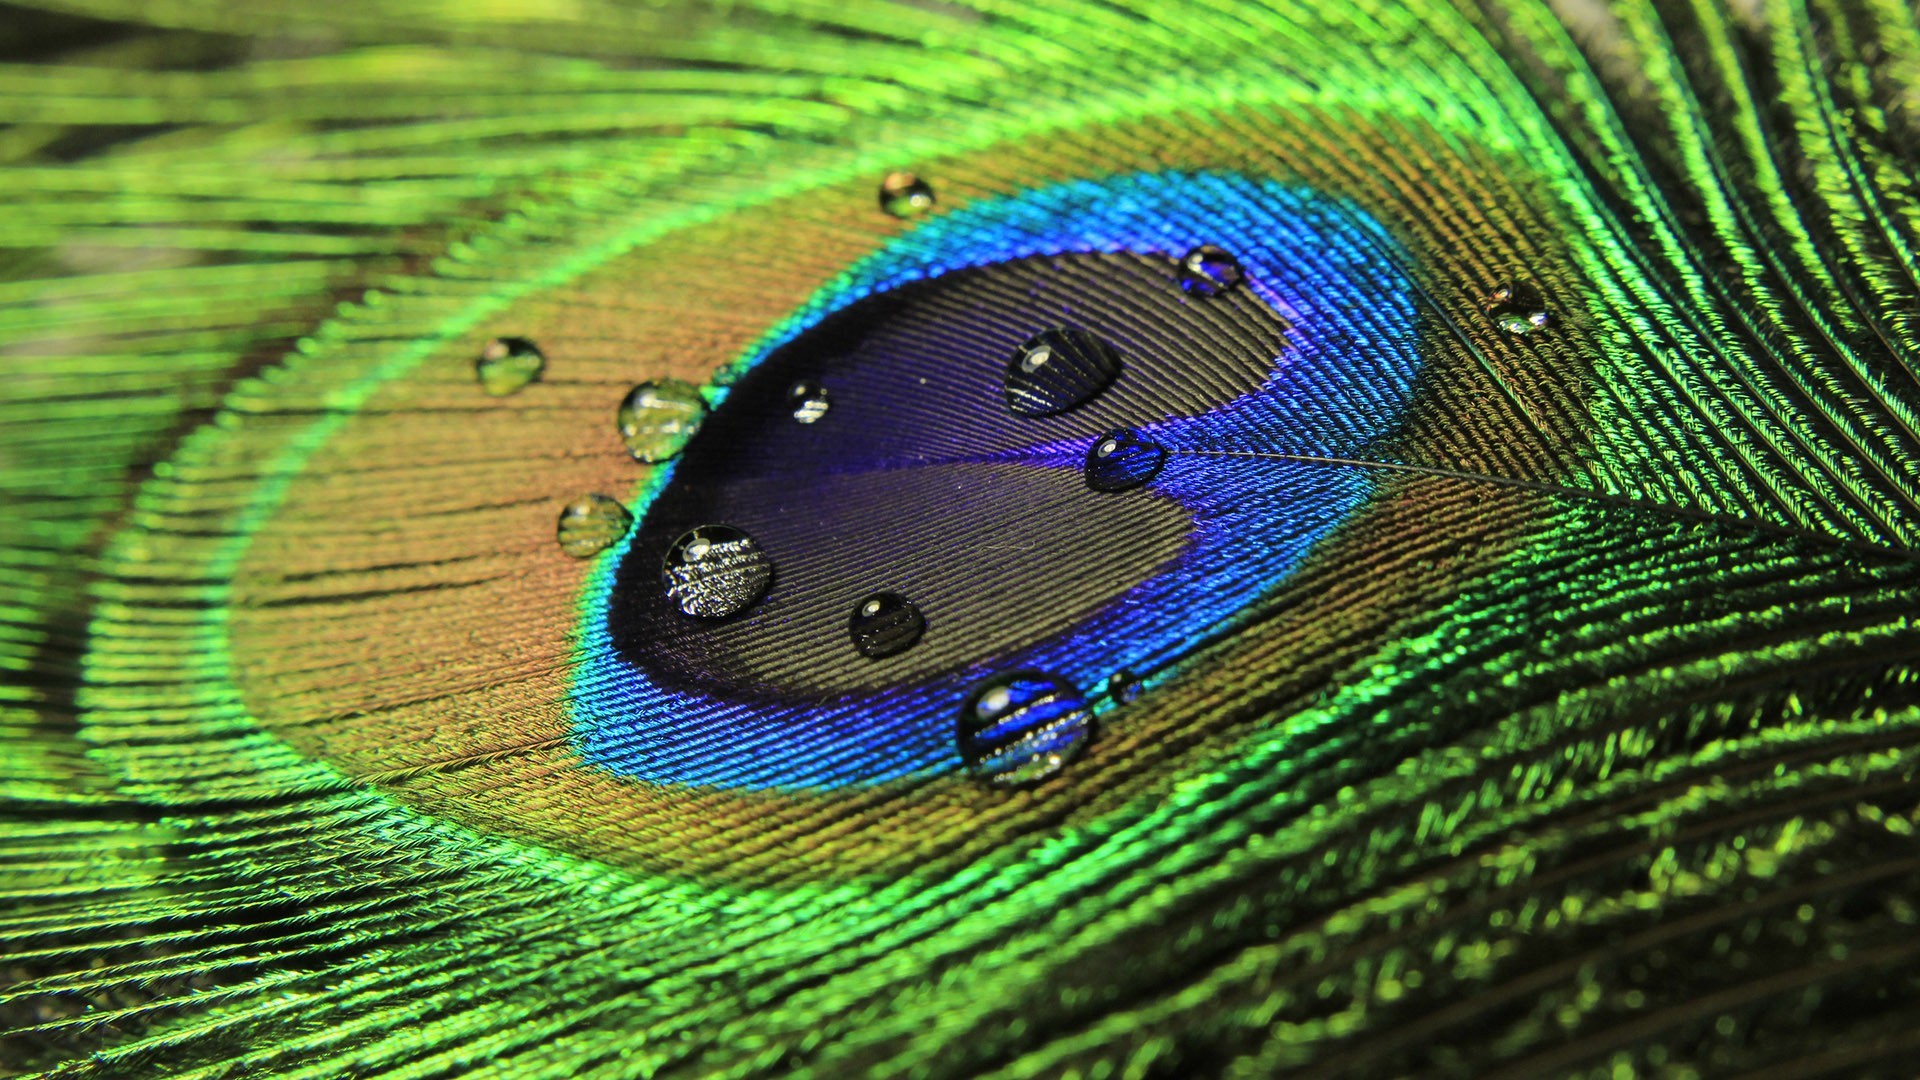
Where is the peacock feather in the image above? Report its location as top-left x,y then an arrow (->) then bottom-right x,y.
4,0 -> 1920,1074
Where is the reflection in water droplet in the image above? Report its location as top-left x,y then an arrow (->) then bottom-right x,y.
555,494 -> 632,558
1084,428 -> 1167,492
1106,669 -> 1142,704
660,526 -> 772,618
878,171 -> 936,218
788,380 -> 831,424
618,380 -> 708,463
1487,281 -> 1550,334
958,672 -> 1092,787
1004,327 -> 1122,417
848,591 -> 925,658
475,337 -> 545,396
1178,244 -> 1245,297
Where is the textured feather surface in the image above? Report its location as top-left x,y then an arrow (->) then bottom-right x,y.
4,0 -> 1920,1076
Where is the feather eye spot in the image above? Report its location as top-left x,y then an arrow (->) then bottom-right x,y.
849,591 -> 926,659
959,671 -> 1094,787
1486,280 -> 1550,334
617,379 -> 709,463
474,336 -> 545,396
878,171 -> 936,218
660,525 -> 772,619
1004,327 -> 1122,417
581,176 -> 1420,789
556,494 -> 633,558
787,380 -> 832,424
1084,428 -> 1167,492
1178,243 -> 1245,296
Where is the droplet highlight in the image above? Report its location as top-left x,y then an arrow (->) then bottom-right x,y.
1106,669 -> 1143,704
475,336 -> 545,396
848,591 -> 925,658
660,526 -> 772,619
1004,327 -> 1122,417
788,380 -> 831,424
1084,428 -> 1167,492
958,671 -> 1093,787
1487,281 -> 1550,334
618,380 -> 708,463
555,494 -> 633,558
878,171 -> 935,218
1178,244 -> 1245,297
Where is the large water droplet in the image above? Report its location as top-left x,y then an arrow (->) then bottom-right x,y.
1178,244 -> 1245,297
475,336 -> 544,396
1084,428 -> 1167,492
1487,281 -> 1550,334
618,380 -> 708,463
788,380 -> 831,424
555,494 -> 632,558
848,591 -> 925,658
958,672 -> 1093,787
1004,327 -> 1122,417
660,526 -> 772,619
878,171 -> 936,218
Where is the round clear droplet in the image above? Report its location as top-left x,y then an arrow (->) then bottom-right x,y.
660,526 -> 772,619
1004,327 -> 1122,417
1106,669 -> 1143,704
475,336 -> 545,396
848,591 -> 925,658
1178,244 -> 1245,297
878,171 -> 936,218
555,494 -> 633,558
618,380 -> 709,463
788,380 -> 831,424
1083,428 -> 1167,492
958,671 -> 1093,787
1487,280 -> 1550,334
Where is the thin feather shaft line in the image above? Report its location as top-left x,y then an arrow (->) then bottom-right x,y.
1174,449 -> 1920,561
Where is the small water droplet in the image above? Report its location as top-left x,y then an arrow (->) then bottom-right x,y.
848,591 -> 925,658
660,526 -> 772,618
878,171 -> 936,218
1084,428 -> 1166,492
475,337 -> 544,396
788,380 -> 831,424
958,671 -> 1093,787
1005,327 -> 1122,417
618,380 -> 708,463
1178,244 -> 1245,297
556,494 -> 633,558
1106,669 -> 1143,704
1487,281 -> 1550,334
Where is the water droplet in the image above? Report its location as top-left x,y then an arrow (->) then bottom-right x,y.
660,526 -> 772,619
555,494 -> 632,558
1487,281 -> 1549,334
475,337 -> 544,396
848,591 -> 925,658
788,380 -> 831,424
1178,244 -> 1245,297
618,380 -> 708,463
878,171 -> 935,218
1106,669 -> 1143,703
957,671 -> 1093,787
1084,428 -> 1167,492
1004,327 -> 1122,417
